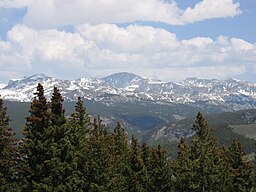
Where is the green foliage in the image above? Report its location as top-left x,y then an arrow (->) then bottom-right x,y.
0,96 -> 19,191
2,84 -> 256,191
231,124 -> 256,139
70,97 -> 91,133
213,123 -> 256,154
147,145 -> 172,192
226,140 -> 254,191
128,135 -> 146,192
20,83 -> 51,191
171,137 -> 194,191
50,86 -> 66,126
81,117 -> 114,191
20,84 -> 83,191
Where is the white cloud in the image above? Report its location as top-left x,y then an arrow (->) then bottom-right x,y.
181,0 -> 241,23
182,37 -> 213,48
142,66 -> 247,81
0,23 -> 255,82
231,38 -> 255,52
0,0 -> 241,28
0,0 -> 34,8
76,24 -> 179,54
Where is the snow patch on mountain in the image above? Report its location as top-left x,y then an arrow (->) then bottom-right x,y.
0,72 -> 256,112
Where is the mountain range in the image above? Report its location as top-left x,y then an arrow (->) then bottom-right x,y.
0,72 -> 256,112
1,72 -> 256,153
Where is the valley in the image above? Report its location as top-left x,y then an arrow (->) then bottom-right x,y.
1,72 -> 256,155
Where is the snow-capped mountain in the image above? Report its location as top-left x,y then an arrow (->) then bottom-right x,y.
0,72 -> 256,111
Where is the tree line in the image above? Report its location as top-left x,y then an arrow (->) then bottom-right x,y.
1,83 -> 256,191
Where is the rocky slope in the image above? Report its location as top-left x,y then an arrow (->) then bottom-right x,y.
0,72 -> 255,112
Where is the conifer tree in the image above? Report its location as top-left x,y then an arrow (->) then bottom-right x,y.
65,96 -> 92,190
128,135 -> 146,192
50,86 -> 66,126
81,117 -> 114,191
147,145 -> 172,192
0,96 -> 19,191
21,84 -> 82,191
189,112 -> 224,191
216,146 -> 234,191
67,96 -> 91,155
227,140 -> 254,191
21,83 -> 51,191
70,97 -> 90,128
171,137 -> 193,191
108,122 -> 131,191
69,97 -> 91,147
40,87 -> 83,191
141,143 -> 151,168
140,143 -> 151,190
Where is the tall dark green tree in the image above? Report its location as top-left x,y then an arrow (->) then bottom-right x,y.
39,87 -> 83,191
128,135 -> 146,192
21,83 -> 51,191
64,96 -> 92,191
68,96 -> 91,152
108,122 -> 131,191
147,145 -> 172,192
81,117 -> 114,191
227,140 -> 254,192
70,97 -> 90,128
0,96 -> 19,191
189,112 -> 224,191
171,137 -> 194,192
21,84 -> 82,191
50,87 -> 66,126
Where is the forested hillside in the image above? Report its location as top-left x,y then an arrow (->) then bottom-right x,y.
148,109 -> 256,155
1,84 -> 256,191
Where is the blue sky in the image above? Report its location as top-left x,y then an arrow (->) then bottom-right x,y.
0,0 -> 255,83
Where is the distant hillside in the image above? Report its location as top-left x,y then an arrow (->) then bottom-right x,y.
6,99 -> 200,139
149,109 -> 256,154
5,99 -> 256,156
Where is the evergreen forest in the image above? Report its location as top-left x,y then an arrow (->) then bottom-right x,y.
1,83 -> 256,191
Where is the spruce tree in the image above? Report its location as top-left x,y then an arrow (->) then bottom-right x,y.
50,86 -> 66,126
70,97 -> 90,128
21,84 -> 82,191
189,112 -> 224,191
21,83 -> 51,191
108,122 -> 131,191
65,96 -> 92,190
216,146 -> 234,191
41,86 -> 82,191
140,142 -> 151,190
171,137 -> 193,191
227,140 -> 254,191
68,96 -> 91,152
147,145 -> 172,192
128,135 -> 146,192
81,117 -> 114,191
0,96 -> 19,191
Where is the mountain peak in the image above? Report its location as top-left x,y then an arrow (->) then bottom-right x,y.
102,72 -> 142,88
0,73 -> 255,111
27,73 -> 51,80
5,73 -> 53,89
103,72 -> 141,79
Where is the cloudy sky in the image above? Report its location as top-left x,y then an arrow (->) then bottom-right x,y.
0,0 -> 255,83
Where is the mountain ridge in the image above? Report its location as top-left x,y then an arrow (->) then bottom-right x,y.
0,72 -> 255,112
